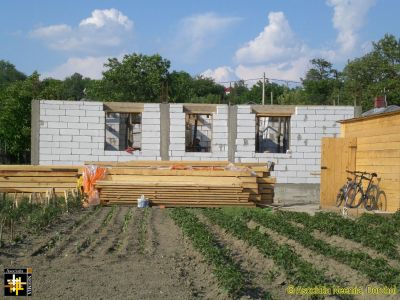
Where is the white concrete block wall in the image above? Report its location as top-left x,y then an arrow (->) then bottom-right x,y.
168,104 -> 229,161
38,100 -> 161,165
38,101 -> 355,182
234,105 -> 355,184
39,100 -> 105,165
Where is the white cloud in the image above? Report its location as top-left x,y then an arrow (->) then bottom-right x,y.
172,12 -> 241,62
31,24 -> 72,38
235,12 -> 306,64
79,8 -> 133,29
31,8 -> 133,52
201,66 -> 236,84
327,0 -> 376,54
235,57 -> 310,83
204,1 -> 375,84
42,56 -> 109,79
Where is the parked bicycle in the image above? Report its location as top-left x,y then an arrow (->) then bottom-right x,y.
336,170 -> 364,208
346,171 -> 384,211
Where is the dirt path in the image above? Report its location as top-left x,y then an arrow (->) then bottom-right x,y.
0,207 -> 224,300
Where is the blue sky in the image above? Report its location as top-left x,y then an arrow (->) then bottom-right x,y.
0,0 -> 398,83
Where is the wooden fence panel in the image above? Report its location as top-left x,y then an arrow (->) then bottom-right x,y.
320,137 -> 357,208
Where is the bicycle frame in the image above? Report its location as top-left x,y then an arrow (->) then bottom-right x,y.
351,173 -> 377,208
346,171 -> 363,191
338,171 -> 363,208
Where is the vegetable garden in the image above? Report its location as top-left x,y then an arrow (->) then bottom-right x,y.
0,204 -> 399,299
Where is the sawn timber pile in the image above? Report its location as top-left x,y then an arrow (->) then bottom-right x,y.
0,165 -> 79,195
92,161 -> 275,207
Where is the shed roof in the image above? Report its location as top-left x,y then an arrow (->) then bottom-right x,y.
338,107 -> 400,124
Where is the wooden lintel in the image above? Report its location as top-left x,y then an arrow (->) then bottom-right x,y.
183,104 -> 217,114
251,105 -> 296,116
103,102 -> 145,113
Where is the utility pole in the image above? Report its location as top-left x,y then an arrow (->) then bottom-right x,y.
228,82 -> 232,106
262,72 -> 265,105
383,87 -> 388,106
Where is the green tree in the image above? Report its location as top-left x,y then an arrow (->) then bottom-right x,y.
302,58 -> 340,105
88,53 -> 171,102
277,87 -> 308,105
0,60 -> 26,88
62,73 -> 91,100
0,72 -> 41,162
188,76 -> 224,104
39,78 -> 64,100
168,71 -> 194,103
342,34 -> 400,110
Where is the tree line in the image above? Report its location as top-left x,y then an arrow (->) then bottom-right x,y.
0,34 -> 398,163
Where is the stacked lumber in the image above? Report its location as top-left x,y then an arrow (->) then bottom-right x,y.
0,165 -> 79,195
89,161 -> 275,207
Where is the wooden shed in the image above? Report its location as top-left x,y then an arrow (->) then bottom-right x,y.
320,109 -> 400,213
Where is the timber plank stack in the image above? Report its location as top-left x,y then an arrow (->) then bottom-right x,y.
89,161 -> 275,207
0,165 -> 79,195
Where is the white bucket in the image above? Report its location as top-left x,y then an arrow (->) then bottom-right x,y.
137,195 -> 149,208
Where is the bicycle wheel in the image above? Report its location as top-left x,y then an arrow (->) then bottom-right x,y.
376,190 -> 387,211
364,184 -> 379,211
336,187 -> 346,207
347,185 -> 363,208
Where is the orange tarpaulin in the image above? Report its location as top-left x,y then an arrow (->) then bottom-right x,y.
82,165 -> 107,205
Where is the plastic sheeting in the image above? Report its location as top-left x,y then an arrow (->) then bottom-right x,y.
82,165 -> 107,206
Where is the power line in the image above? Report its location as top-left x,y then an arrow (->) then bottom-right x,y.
218,76 -> 302,85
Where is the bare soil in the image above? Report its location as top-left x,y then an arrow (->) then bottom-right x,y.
0,206 -> 223,300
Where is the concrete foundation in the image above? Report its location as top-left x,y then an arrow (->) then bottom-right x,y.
274,183 -> 320,206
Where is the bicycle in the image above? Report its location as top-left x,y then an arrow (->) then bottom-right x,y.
336,170 -> 363,208
346,172 -> 380,211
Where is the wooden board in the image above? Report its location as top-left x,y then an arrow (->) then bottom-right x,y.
103,102 -> 144,113
320,137 -> 357,209
107,169 -> 255,177
0,177 -> 76,183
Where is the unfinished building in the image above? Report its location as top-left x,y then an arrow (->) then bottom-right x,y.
31,100 -> 358,205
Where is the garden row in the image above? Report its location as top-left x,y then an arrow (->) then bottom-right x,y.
278,210 -> 399,260
241,209 -> 400,288
0,194 -> 82,246
170,207 -> 400,298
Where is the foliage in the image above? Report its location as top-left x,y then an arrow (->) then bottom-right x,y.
279,210 -> 399,261
62,73 -> 91,100
224,80 -> 288,105
167,71 -> 194,102
357,211 -> 400,239
0,60 -> 26,87
169,208 -> 245,296
87,53 -> 171,102
342,34 -> 400,110
102,205 -> 116,227
38,78 -> 64,99
138,208 -> 150,254
301,58 -> 341,105
201,208 -> 340,296
0,194 -> 82,245
244,209 -> 400,288
122,208 -> 133,233
0,72 -> 41,161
